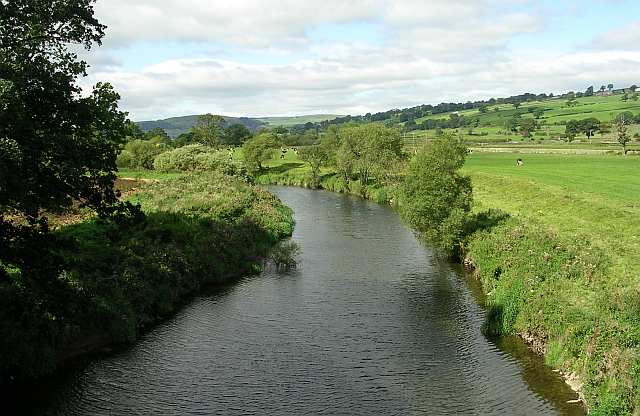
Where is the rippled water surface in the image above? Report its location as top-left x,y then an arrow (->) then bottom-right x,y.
12,187 -> 583,415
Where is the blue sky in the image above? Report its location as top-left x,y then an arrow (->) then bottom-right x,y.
82,0 -> 640,120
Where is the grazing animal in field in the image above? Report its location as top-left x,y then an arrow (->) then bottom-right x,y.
516,158 -> 524,166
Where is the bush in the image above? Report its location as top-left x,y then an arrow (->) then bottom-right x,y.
118,139 -> 166,170
153,145 -> 244,176
270,240 -> 300,270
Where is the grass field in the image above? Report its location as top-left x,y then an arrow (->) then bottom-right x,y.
407,93 -> 640,148
464,153 -> 640,280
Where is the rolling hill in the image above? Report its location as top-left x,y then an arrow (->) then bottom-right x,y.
136,114 -> 342,137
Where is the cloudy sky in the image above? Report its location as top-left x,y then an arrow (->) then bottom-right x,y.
80,0 -> 640,121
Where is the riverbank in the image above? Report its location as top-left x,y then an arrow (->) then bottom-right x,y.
253,151 -> 640,415
0,172 -> 294,384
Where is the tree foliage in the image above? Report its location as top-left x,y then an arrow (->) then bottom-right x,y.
398,136 -> 473,253
242,132 -> 280,174
192,113 -> 225,147
334,124 -> 404,186
0,0 -> 136,381
298,145 -> 327,188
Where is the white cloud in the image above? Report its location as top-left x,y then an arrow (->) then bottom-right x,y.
591,21 -> 640,50
78,0 -> 639,120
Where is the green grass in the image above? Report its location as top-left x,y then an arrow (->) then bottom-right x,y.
117,169 -> 184,180
409,94 -> 640,148
462,152 -> 640,413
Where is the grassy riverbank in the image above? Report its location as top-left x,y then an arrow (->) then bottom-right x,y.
250,149 -> 640,414
1,172 -> 293,383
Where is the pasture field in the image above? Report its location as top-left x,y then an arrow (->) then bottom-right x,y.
464,153 -> 640,280
415,94 -> 640,126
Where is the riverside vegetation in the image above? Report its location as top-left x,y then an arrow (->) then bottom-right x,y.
120,111 -> 640,413
0,1 -> 293,385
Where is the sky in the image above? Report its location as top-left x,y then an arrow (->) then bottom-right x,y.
79,0 -> 640,121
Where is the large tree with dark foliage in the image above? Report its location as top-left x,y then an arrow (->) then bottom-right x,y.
0,0 -> 131,381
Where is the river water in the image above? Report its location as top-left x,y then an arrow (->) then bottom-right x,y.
11,187 -> 583,415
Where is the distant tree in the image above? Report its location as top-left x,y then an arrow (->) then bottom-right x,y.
192,114 -> 225,147
615,113 -> 631,155
630,85 -> 638,92
513,102 -> 521,109
223,124 -> 252,146
337,124 -> 403,186
579,118 -> 601,143
242,133 -> 280,174
585,86 -> 594,96
144,127 -> 170,142
566,98 -> 578,107
600,85 -> 607,94
298,145 -> 328,188
174,131 -> 197,148
632,93 -> 639,102
533,108 -> 545,119
565,120 -> 580,142
479,105 -> 489,114
608,83 -> 614,92
504,116 -> 520,132
519,118 -> 538,137
621,93 -> 629,102
398,135 -> 472,254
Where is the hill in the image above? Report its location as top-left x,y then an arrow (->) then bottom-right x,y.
136,114 -> 342,137
136,115 -> 267,138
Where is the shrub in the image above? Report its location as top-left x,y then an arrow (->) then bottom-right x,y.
270,240 -> 300,270
153,144 -> 243,175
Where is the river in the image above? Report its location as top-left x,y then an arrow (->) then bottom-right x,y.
10,186 -> 583,415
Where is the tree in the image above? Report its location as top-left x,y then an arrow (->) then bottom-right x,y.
192,113 -> 225,147
513,102 -> 521,109
566,98 -> 578,107
630,85 -> 638,92
533,108 -> 545,119
621,93 -> 629,102
242,132 -> 279,174
298,145 -> 327,188
565,120 -> 580,142
608,83 -> 614,92
337,124 -> 403,186
600,85 -> 607,95
585,86 -> 594,96
479,105 -> 488,114
144,127 -> 170,142
223,123 -> 252,146
519,118 -> 538,137
579,118 -> 601,143
0,0 -> 133,381
615,113 -> 630,155
398,135 -> 472,254
564,120 -> 580,143
632,93 -> 639,102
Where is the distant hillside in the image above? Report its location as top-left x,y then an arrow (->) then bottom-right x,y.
136,114 -> 342,137
136,115 -> 267,138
